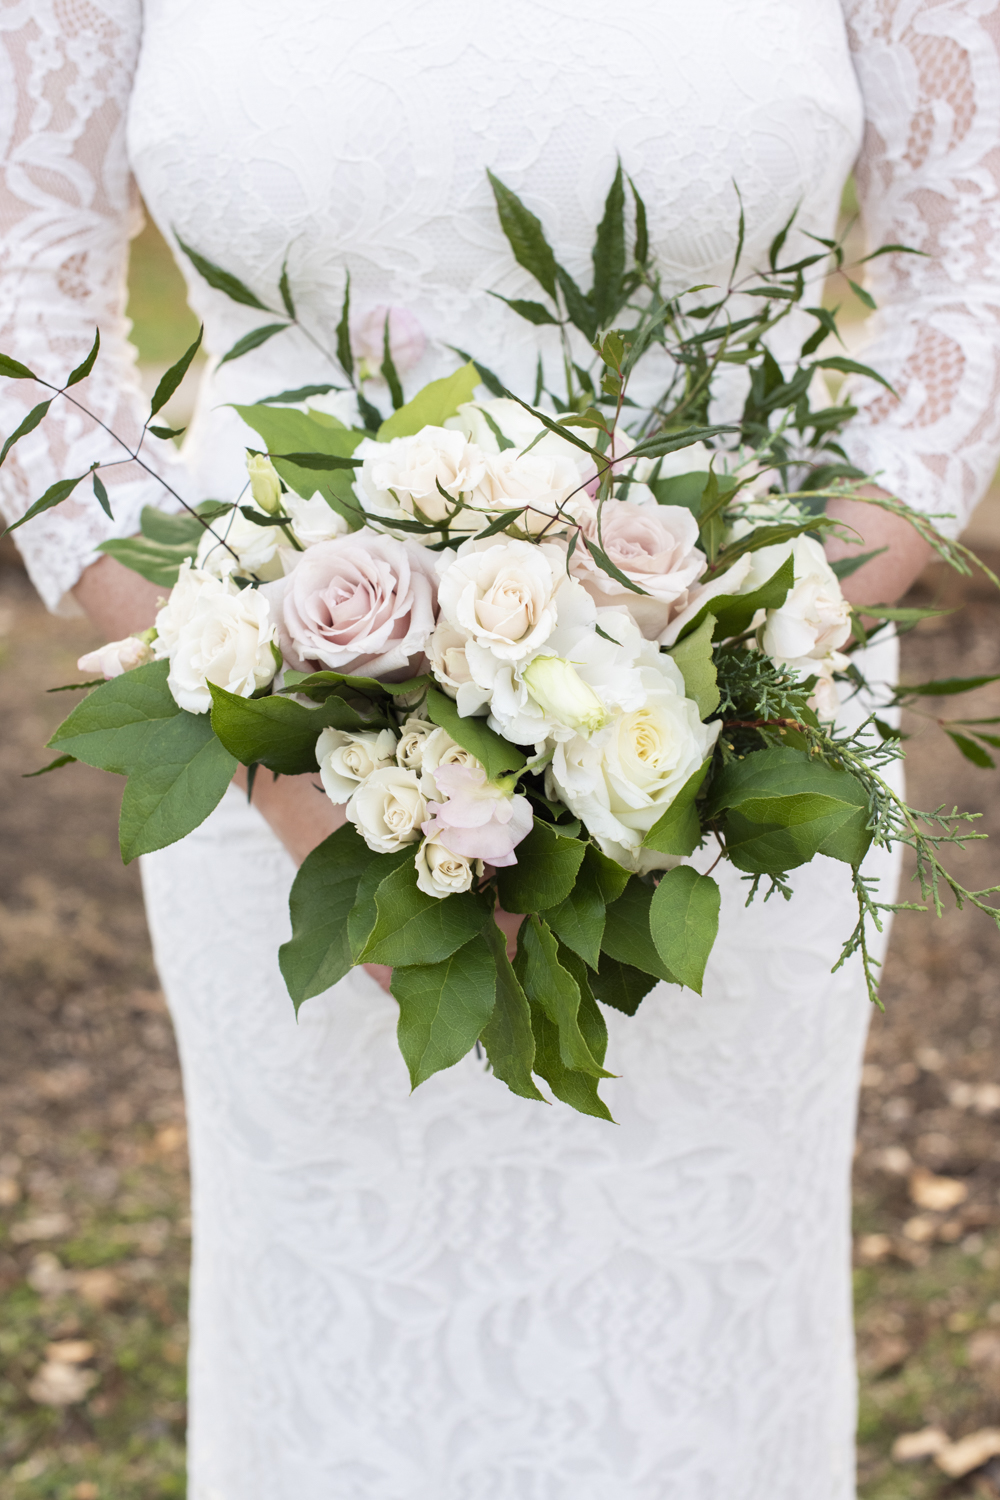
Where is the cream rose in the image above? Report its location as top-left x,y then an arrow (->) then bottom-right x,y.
316,726 -> 398,804
355,426 -> 487,530
283,490 -> 349,547
436,537 -> 571,664
347,766 -> 429,853
77,636 -> 154,679
153,561 -> 278,714
549,654 -> 718,862
414,836 -> 483,899
265,528 -> 437,679
570,499 -> 706,638
195,506 -> 285,582
395,717 -> 437,771
471,448 -> 590,535
419,726 -> 482,795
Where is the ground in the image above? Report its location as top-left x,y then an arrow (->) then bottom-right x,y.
2,542 -> 1000,1498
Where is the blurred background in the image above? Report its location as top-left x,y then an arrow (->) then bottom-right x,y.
1,212 -> 1000,1500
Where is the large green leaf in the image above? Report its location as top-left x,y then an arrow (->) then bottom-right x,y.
675,555 -> 795,643
642,757 -> 712,856
479,921 -> 545,1102
601,879 -> 676,983
97,535 -> 195,588
232,403 -> 364,512
541,848 -> 607,969
359,859 -> 491,966
589,953 -> 659,1016
391,934 -> 497,1089
585,843 -> 631,904
591,162 -> 626,327
279,824 -> 377,1011
668,615 -> 720,719
487,172 -> 559,300
346,847 -> 414,961
48,659 -> 236,862
424,687 -> 527,780
209,684 -> 376,774
527,999 -> 613,1121
649,867 -> 720,995
514,917 -> 610,1078
495,818 -> 587,914
377,363 -> 480,441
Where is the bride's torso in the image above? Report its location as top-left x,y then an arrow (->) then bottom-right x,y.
127,0 -> 863,495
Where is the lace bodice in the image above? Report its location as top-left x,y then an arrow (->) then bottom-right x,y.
1,0 -> 999,614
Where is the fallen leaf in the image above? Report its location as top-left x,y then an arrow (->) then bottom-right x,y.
893,1427 -> 950,1462
909,1168 -> 968,1212
857,1232 -> 893,1263
936,1430 -> 1000,1479
45,1339 -> 94,1364
75,1268 -> 122,1309
903,1214 -> 938,1243
27,1361 -> 98,1407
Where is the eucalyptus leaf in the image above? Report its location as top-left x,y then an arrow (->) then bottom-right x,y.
591,161 -> 625,327
3,472 -> 86,536
487,292 -> 560,326
0,353 -> 37,380
66,328 -> 100,387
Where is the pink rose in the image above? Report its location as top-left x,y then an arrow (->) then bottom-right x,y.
78,636 -> 154,679
422,762 -> 533,868
570,500 -> 706,639
265,528 -> 438,679
352,305 -> 427,376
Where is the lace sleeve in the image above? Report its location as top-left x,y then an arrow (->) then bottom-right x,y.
840,0 -> 1000,538
0,0 -> 193,615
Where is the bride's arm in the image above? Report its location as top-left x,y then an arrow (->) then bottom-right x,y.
0,3 -> 331,867
832,0 -> 1000,608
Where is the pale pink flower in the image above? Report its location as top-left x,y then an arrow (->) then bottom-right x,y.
571,499 -> 705,639
77,636 -> 153,679
422,762 -> 533,868
264,528 -> 437,679
352,305 -> 427,376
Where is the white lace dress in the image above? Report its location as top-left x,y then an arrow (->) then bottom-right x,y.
3,3 -> 1000,1496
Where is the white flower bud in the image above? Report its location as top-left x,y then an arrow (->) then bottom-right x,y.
246,454 -> 283,514
521,655 -> 609,736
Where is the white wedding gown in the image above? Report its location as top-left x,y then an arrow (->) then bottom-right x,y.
4,3 -> 1000,1496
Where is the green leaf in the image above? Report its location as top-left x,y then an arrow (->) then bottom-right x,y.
473,507 -> 526,539
859,242 -> 928,262
589,952 -> 658,1016
279,823 -> 377,1010
542,847 -> 607,969
446,346 -> 505,398
0,353 -> 37,380
174,234 -> 268,310
142,501 -> 231,544
642,756 -> 712,856
381,314 -> 405,410
582,534 -> 647,595
592,162 -> 626,327
897,674 -> 1000,698
499,388 -> 598,456
768,203 -> 799,271
557,943 -> 610,1069
218,322 -> 289,367
148,424 -> 185,441
0,399 -> 52,468
424,686 -> 526,779
718,518 -> 840,572
377,362 -> 480,441
829,546 -> 887,581
585,842 -> 632,903
47,659 -> 236,862
676,554 -> 795,643
601,878 -> 676,983
626,425 -> 738,461
271,451 -> 362,471
23,753 -> 76,778
256,383 -> 343,405
209,683 -> 374,774
232,403 -> 364,514
667,615 -> 719,718
649,866 -> 720,995
336,271 -> 353,381
3,473 -> 86,536
487,292 -> 560,326
946,731 -> 995,769
810,355 -> 895,395
391,934 -> 497,1089
346,847 -> 414,960
487,171 -> 558,299
479,921 -> 545,1102
359,859 -> 491,966
66,329 -> 100,387
150,327 -> 204,417
555,265 -> 597,341
514,916 -> 610,1078
527,998 -> 613,1121
96,535 -> 194,588
495,817 -> 587,914
846,277 -> 876,311
279,259 -> 295,319
628,174 -> 649,266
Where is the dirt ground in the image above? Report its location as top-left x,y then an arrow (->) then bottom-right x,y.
1,541 -> 1000,1499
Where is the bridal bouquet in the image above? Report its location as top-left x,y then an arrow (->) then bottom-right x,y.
6,167 -> 999,1118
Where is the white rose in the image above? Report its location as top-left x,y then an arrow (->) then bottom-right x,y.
355,426 -> 487,531
283,490 -> 349,547
449,397 -> 592,473
550,653 -> 718,855
414,835 -> 483,899
77,635 -> 154,679
426,620 -> 488,715
347,766 -> 429,853
745,535 -> 851,679
316,726 -> 398,804
196,506 -> 284,582
419,725 -> 482,794
395,717 -> 437,771
246,454 -> 283,514
471,448 -> 590,535
436,537 -> 572,664
153,562 -> 278,714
